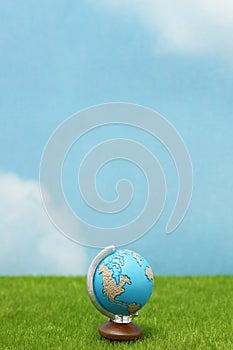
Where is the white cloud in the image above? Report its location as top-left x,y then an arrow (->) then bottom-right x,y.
96,0 -> 233,57
0,173 -> 87,275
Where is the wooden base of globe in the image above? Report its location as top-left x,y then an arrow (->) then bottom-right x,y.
99,320 -> 142,341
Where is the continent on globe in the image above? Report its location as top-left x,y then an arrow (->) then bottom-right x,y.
145,266 -> 154,281
132,251 -> 143,266
98,263 -> 141,314
98,263 -> 131,302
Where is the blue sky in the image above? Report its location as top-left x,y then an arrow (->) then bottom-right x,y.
0,0 -> 233,275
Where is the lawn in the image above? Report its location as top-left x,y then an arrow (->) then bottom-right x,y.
0,276 -> 232,350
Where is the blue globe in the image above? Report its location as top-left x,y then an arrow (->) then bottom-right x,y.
91,248 -> 154,316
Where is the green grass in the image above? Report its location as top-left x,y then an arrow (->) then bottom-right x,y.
0,276 -> 232,350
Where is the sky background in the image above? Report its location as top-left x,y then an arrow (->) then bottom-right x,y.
0,0 -> 233,275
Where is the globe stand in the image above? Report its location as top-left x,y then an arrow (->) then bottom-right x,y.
99,320 -> 142,341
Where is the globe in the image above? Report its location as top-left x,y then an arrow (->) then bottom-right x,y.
87,247 -> 154,319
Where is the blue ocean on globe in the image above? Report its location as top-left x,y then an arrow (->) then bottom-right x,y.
93,249 -> 154,316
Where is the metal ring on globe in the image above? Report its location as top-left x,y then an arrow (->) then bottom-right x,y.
87,245 -> 116,320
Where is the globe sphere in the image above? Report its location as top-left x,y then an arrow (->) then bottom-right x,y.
89,248 -> 154,317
